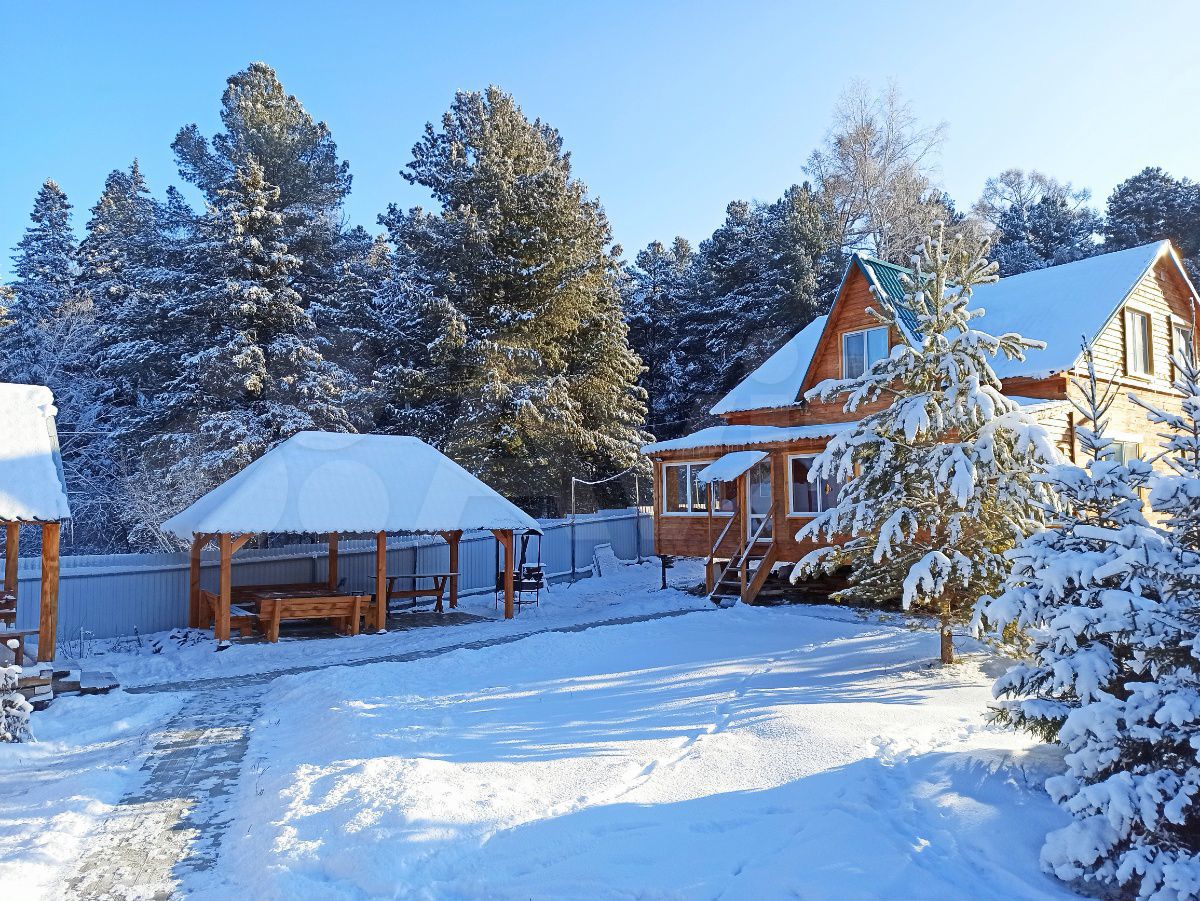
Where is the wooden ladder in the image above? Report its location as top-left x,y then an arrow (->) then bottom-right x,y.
708,512 -> 776,605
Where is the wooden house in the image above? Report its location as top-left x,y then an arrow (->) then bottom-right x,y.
641,241 -> 1200,604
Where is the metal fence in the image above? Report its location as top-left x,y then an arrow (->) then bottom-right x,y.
0,510 -> 654,643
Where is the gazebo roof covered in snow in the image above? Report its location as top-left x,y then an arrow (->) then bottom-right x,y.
0,383 -> 71,523
161,431 -> 541,538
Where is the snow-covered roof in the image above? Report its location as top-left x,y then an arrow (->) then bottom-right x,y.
710,316 -> 828,415
1008,395 -> 1072,418
642,423 -> 856,455
973,241 -> 1176,379
695,451 -> 767,484
0,383 -> 71,523
714,241 -> 1191,416
161,432 -> 541,538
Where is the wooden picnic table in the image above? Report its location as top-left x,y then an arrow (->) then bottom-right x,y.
201,585 -> 367,643
374,572 -> 458,614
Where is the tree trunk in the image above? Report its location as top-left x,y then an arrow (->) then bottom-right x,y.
940,601 -> 954,665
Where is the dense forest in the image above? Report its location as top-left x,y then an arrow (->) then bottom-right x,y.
2,68 -> 1197,552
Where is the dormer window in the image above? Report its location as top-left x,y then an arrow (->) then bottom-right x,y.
842,327 -> 889,379
1125,309 -> 1152,376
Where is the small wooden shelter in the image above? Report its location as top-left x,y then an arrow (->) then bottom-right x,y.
161,432 -> 542,645
0,383 -> 71,663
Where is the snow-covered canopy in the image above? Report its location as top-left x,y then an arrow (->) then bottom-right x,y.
0,383 -> 71,523
642,423 -> 855,455
710,316 -> 827,415
714,241 -> 1190,416
695,451 -> 767,484
161,432 -> 542,538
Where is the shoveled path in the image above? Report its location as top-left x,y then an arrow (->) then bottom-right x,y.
61,606 -> 710,901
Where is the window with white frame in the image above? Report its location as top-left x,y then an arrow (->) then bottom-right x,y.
1125,309 -> 1152,376
1173,321 -> 1194,376
1109,440 -> 1141,466
661,462 -> 714,514
788,455 -> 844,516
842,326 -> 889,379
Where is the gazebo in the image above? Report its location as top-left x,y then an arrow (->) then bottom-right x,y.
0,383 -> 71,663
161,432 -> 542,646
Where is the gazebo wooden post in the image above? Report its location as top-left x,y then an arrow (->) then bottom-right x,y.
706,484 -> 716,594
443,530 -> 462,609
188,533 -> 208,628
375,531 -> 388,631
328,531 -> 339,591
216,532 -> 232,646
38,522 -> 59,662
3,522 -> 17,598
492,529 -> 515,619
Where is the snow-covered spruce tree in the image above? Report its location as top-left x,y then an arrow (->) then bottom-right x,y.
141,160 -> 352,521
0,180 -> 91,393
975,345 -> 1163,740
794,225 -> 1057,664
1038,350 -> 1200,900
381,86 -> 648,509
0,641 -> 32,744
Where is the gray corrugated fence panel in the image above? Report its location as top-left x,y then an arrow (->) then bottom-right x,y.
0,511 -> 654,642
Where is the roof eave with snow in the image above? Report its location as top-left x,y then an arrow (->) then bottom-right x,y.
0,383 -> 72,523
161,432 -> 542,539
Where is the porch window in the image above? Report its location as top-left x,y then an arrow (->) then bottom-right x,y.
1125,309 -> 1152,376
662,462 -> 715,514
789,455 -> 843,516
842,327 -> 889,379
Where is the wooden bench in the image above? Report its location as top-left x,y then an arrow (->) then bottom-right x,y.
255,593 -> 363,643
199,590 -> 258,638
0,592 -> 16,629
0,629 -> 39,666
375,572 -> 457,615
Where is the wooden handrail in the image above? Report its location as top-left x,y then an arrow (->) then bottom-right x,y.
707,513 -> 738,564
739,511 -> 773,567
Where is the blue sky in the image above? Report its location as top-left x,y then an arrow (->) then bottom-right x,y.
2,1 -> 1198,278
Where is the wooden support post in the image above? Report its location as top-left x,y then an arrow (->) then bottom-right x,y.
217,533 -> 232,646
444,531 -> 461,610
38,522 -> 60,662
328,531 -> 339,591
188,534 -> 208,628
375,531 -> 388,631
493,529 -> 515,619
3,522 -> 18,599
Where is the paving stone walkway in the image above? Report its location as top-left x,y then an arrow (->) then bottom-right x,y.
60,606 -> 709,900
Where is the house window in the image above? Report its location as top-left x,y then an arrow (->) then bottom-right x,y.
1109,441 -> 1141,466
842,327 -> 889,379
788,455 -> 844,516
1126,310 -> 1152,376
1173,322 -> 1194,376
662,462 -> 714,514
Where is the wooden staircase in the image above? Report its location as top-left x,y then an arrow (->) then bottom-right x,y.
706,512 -> 778,606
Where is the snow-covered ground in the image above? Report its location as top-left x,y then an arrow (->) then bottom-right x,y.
0,554 -> 1086,900
0,690 -> 182,899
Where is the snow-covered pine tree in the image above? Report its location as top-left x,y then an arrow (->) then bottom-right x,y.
794,225 -> 1057,664
381,86 -> 647,509
623,238 -> 699,440
991,191 -> 1102,276
0,640 -> 32,743
1105,166 -> 1200,279
142,160 -> 352,523
975,345 -> 1163,740
0,180 -> 86,389
1039,349 -> 1200,900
